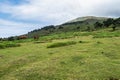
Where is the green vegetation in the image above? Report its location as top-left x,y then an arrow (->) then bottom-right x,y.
0,42 -> 20,49
93,30 -> 120,38
25,16 -> 119,38
36,29 -> 120,41
0,28 -> 120,80
0,16 -> 120,80
47,41 -> 76,48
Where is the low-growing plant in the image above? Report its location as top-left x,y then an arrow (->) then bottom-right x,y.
93,31 -> 120,38
0,42 -> 20,49
5,43 -> 20,47
34,41 -> 45,44
34,40 -> 52,44
101,52 -> 119,59
0,44 -> 5,49
96,41 -> 102,44
79,40 -> 89,43
47,41 -> 76,48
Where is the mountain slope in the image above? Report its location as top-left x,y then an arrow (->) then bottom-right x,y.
27,16 -> 109,38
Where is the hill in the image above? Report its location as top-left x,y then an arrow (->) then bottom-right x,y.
66,16 -> 107,23
27,16 -> 109,38
1,16 -> 119,41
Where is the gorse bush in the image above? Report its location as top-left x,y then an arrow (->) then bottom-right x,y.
47,41 -> 76,48
0,42 -> 20,49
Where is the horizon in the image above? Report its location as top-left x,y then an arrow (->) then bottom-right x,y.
0,0 -> 120,38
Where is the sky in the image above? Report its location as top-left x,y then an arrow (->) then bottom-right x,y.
0,0 -> 120,38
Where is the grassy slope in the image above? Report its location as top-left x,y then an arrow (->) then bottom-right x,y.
0,29 -> 120,80
27,16 -> 108,38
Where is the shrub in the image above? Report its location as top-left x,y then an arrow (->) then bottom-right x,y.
0,42 -> 20,49
0,44 -> 5,49
5,43 -> 20,47
47,41 -> 76,48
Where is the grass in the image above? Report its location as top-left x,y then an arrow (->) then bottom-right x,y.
0,29 -> 120,80
35,28 -> 120,42
0,42 -> 20,49
47,41 -> 77,48
93,30 -> 120,38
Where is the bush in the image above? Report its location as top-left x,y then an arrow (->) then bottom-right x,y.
47,41 -> 76,48
0,42 -> 20,49
0,44 -> 5,49
5,43 -> 20,47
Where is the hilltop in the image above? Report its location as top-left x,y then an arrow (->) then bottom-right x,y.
66,16 -> 108,23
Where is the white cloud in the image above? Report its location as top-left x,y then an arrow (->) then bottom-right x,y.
0,0 -> 119,24
0,19 -> 42,37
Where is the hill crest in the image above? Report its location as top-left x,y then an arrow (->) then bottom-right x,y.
66,16 -> 108,23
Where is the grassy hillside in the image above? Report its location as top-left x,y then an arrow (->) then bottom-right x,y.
0,29 -> 120,80
27,16 -> 109,38
4,16 -> 118,40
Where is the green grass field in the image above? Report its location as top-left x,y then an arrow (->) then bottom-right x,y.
0,29 -> 120,80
